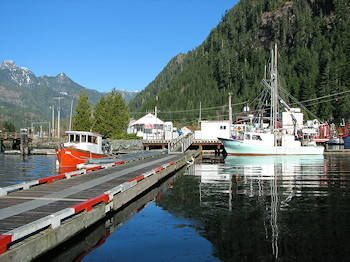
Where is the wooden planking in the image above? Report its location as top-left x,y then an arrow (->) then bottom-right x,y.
0,200 -> 77,232
0,153 -> 183,234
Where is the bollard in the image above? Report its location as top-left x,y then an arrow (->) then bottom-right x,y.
20,128 -> 29,156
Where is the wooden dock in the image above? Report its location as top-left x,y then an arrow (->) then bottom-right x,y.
0,131 -> 31,154
143,138 -> 225,155
0,150 -> 199,261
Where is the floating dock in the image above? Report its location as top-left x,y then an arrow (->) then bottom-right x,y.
0,150 -> 199,261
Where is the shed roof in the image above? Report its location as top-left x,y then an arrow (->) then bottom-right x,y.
133,113 -> 164,125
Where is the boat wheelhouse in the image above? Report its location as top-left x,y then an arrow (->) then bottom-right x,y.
64,131 -> 104,154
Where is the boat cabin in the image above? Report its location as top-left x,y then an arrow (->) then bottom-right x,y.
241,131 -> 301,148
63,131 -> 103,154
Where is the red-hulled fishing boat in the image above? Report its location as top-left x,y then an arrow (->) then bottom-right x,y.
56,131 -> 109,170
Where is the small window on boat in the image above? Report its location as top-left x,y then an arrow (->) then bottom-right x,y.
81,135 -> 86,142
69,134 -> 74,142
74,135 -> 80,142
220,126 -> 226,130
252,135 -> 262,140
245,134 -> 251,140
92,136 -> 97,144
88,135 -> 93,143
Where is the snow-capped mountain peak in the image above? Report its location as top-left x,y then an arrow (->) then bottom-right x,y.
0,60 -> 38,87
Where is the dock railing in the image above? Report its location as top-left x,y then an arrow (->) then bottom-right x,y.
168,133 -> 194,154
0,132 -> 19,140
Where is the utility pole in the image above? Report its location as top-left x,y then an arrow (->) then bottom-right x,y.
229,93 -> 233,126
199,101 -> 202,122
69,99 -> 73,131
155,95 -> 158,119
54,97 -> 64,137
51,105 -> 55,137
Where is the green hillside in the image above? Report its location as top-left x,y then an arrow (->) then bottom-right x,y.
129,0 -> 350,125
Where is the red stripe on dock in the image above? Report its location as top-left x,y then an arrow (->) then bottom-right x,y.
154,166 -> 164,172
114,160 -> 125,166
71,194 -> 109,213
86,166 -> 102,172
127,175 -> 144,183
38,174 -> 66,184
0,235 -> 12,254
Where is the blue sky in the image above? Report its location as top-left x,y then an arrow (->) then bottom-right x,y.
0,0 -> 238,93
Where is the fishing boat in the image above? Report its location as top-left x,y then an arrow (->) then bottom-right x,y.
219,44 -> 324,155
56,131 -> 110,170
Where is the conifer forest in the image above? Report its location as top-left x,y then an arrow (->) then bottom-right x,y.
129,0 -> 350,126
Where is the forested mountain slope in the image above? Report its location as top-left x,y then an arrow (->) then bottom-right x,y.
129,0 -> 350,125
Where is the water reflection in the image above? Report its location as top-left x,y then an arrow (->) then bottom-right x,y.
224,155 -> 325,260
34,167 -> 192,262
188,154 -> 350,261
224,155 -> 326,197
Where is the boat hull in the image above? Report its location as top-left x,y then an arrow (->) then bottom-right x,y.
219,138 -> 324,155
56,146 -> 108,169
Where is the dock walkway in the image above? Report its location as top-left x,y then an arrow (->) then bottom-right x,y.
0,150 -> 198,261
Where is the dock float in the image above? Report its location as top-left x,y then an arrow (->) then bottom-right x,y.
0,150 -> 199,261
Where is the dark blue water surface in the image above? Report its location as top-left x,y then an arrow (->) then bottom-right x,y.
0,154 -> 57,187
1,153 -> 350,261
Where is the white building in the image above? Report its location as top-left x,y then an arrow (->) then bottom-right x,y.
128,113 -> 174,140
195,120 -> 231,140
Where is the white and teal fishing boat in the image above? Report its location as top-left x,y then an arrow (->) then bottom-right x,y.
219,44 -> 324,156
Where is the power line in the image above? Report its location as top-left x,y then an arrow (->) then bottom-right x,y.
130,101 -> 247,115
303,94 -> 350,107
297,90 -> 350,104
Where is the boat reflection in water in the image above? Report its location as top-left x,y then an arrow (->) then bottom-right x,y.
224,154 -> 326,197
195,154 -> 326,260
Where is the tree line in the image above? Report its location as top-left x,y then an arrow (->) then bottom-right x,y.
72,88 -> 131,139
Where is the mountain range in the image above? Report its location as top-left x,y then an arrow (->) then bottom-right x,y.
0,60 -> 138,128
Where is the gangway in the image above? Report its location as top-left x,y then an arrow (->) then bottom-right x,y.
168,133 -> 194,154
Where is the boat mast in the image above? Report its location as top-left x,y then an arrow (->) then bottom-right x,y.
270,44 -> 279,131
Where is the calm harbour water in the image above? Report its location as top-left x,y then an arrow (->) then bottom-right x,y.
1,153 -> 350,261
0,154 -> 57,187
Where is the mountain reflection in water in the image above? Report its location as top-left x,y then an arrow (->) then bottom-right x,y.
157,154 -> 350,261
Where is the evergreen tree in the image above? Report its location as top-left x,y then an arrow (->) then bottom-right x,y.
93,88 -> 130,138
1,121 -> 16,132
318,62 -> 334,120
72,91 -> 92,131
